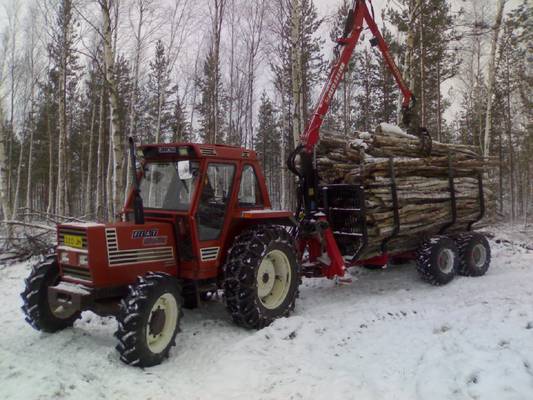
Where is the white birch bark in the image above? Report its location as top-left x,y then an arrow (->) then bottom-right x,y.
46,98 -> 54,214
95,85 -> 105,220
0,105 -> 11,220
482,0 -> 506,157
124,0 -> 149,198
99,0 -> 125,219
290,0 -> 302,148
84,97 -> 96,217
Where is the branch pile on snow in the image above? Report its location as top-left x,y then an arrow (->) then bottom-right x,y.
0,209 -> 88,263
317,123 -> 496,259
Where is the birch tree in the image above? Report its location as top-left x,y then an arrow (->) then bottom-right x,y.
97,0 -> 125,219
290,0 -> 303,148
482,0 -> 506,157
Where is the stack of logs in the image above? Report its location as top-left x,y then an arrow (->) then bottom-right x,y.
316,123 -> 494,260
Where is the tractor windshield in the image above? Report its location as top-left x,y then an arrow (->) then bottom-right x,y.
140,161 -> 200,211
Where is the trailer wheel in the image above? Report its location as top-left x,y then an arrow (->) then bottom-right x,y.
21,257 -> 81,333
223,225 -> 301,329
115,273 -> 183,367
416,236 -> 459,286
455,233 -> 491,277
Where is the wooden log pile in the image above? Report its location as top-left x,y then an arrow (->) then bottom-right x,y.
316,123 -> 495,260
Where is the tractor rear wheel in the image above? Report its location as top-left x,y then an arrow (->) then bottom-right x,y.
115,273 -> 183,367
416,236 -> 459,286
21,256 -> 81,333
455,232 -> 491,277
223,225 -> 301,329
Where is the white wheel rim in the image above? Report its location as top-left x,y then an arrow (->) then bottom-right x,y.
257,250 -> 292,310
146,293 -> 179,354
471,244 -> 487,268
438,248 -> 455,274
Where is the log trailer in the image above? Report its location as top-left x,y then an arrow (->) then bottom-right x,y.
21,0 -> 490,367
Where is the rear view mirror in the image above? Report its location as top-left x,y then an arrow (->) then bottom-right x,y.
177,160 -> 192,180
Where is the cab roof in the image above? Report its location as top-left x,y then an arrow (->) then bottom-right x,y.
140,142 -> 258,161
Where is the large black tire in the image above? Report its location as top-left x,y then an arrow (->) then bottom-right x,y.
223,225 -> 301,329
115,273 -> 183,367
21,256 -> 81,333
455,232 -> 491,277
416,236 -> 459,286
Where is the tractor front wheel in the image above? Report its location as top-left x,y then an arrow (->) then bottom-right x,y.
115,273 -> 183,367
21,256 -> 81,333
223,225 -> 301,329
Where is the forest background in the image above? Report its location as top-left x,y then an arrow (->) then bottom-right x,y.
0,0 -> 530,232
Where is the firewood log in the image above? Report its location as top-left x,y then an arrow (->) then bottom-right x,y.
315,124 -> 493,260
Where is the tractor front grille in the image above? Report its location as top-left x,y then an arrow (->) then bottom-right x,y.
62,265 -> 92,283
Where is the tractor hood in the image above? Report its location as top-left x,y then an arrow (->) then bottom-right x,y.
57,221 -> 177,288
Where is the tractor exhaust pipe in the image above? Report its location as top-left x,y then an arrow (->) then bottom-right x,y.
129,137 -> 145,225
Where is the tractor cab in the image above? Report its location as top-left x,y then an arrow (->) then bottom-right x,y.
121,143 -> 293,282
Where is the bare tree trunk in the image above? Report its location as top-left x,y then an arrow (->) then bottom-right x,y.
124,0 -> 147,198
96,85 -> 105,220
436,62 -> 442,142
406,0 -> 417,94
12,127 -> 26,219
482,0 -> 506,157
291,0 -> 302,148
280,82 -> 288,209
46,99 -> 54,215
106,128 -> 113,219
100,0 -> 125,219
56,36 -> 68,216
227,0 -> 237,144
498,129 -> 503,214
155,91 -> 163,143
25,96 -> 35,218
25,19 -> 37,219
243,0 -> 265,148
505,57 -> 515,221
0,105 -> 11,220
7,4 -> 20,213
189,49 -> 201,139
418,0 -> 426,128
210,0 -> 226,144
85,98 -> 97,217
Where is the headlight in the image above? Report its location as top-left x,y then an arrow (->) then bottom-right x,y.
79,254 -> 89,266
60,252 -> 70,264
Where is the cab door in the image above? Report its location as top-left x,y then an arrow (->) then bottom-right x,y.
194,162 -> 237,276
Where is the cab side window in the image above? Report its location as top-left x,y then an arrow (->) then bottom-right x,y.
238,165 -> 263,207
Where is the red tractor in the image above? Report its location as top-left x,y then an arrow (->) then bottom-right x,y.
21,0 -> 490,367
22,142 -> 300,367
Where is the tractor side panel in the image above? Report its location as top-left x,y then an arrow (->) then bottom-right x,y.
88,222 -> 178,288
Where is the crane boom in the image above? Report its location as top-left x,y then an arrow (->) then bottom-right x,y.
301,0 -> 414,153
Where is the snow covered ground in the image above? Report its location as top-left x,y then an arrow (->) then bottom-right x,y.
1,225 -> 532,400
